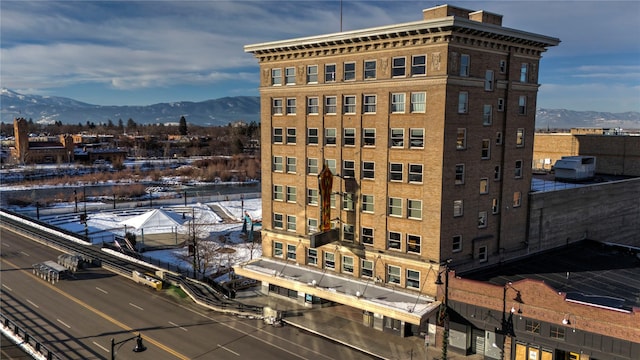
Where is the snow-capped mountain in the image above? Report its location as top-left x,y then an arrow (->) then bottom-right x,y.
0,88 -> 260,126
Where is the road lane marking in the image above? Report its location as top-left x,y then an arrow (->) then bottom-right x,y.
129,302 -> 144,311
57,319 -> 71,328
217,344 -> 239,356
20,251 -> 30,256
169,321 -> 188,331
93,341 -> 109,353
1,257 -> 190,360
96,287 -> 108,294
26,299 -> 40,308
2,284 -> 12,291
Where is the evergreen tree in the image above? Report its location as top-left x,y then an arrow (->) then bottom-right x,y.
179,116 -> 188,135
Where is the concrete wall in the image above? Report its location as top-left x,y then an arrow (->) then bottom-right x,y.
528,178 -> 640,251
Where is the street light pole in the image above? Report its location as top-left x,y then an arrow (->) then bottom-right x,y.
110,333 -> 146,360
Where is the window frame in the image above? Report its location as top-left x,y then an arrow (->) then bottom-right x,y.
325,96 -> 337,115
453,200 -> 463,217
307,65 -> 318,84
343,128 -> 356,146
342,160 -> 355,178
343,95 -> 356,114
389,163 -> 403,182
392,56 -> 406,77
410,92 -> 426,113
390,128 -> 404,148
387,264 -> 401,284
342,192 -> 354,211
388,231 -> 402,250
409,128 -> 424,148
344,62 -> 356,81
325,64 -> 336,82
325,128 -> 337,146
273,214 -> 284,230
271,68 -> 282,86
273,240 -> 283,257
407,199 -> 422,220
391,93 -> 406,113
515,160 -> 523,178
455,164 -> 465,185
307,248 -> 318,265
324,252 -> 335,270
273,127 -> 283,143
513,191 -> 522,207
483,104 -> 493,126
286,127 -> 296,144
307,219 -> 318,235
407,234 -> 421,254
363,95 -> 377,114
457,128 -> 467,150
307,188 -> 318,206
478,245 -> 488,262
362,227 -> 374,246
480,178 -> 489,194
406,269 -> 420,289
307,97 -> 319,115
452,235 -> 462,252
307,158 -> 319,175
272,98 -> 283,115
286,156 -> 296,173
460,54 -> 470,76
408,164 -> 423,183
478,211 -> 488,228
342,255 -> 354,274
361,259 -> 373,278
286,244 -> 297,260
285,67 -> 296,85
342,224 -> 355,242
363,128 -> 376,146
286,215 -> 296,232
364,60 -> 377,79
485,69 -> 494,91
286,185 -> 296,203
307,128 -> 318,145
411,55 -> 426,76
388,198 -> 402,217
273,184 -> 284,201
286,97 -> 296,115
518,95 -> 527,115
362,161 -> 375,180
458,92 -> 468,114
273,155 -> 283,172
362,194 -> 374,213
481,139 -> 491,159
516,128 -> 525,147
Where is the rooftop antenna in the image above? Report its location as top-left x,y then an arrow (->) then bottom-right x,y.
340,0 -> 343,32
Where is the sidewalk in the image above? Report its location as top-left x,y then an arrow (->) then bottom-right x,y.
236,290 -> 483,360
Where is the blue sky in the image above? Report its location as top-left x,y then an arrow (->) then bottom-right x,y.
1,1 -> 639,112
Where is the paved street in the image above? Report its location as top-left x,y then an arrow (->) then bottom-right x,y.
1,227 -> 375,360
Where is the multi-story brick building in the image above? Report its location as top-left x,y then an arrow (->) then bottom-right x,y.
237,3 -> 559,339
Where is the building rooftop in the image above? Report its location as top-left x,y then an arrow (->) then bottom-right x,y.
461,240 -> 640,312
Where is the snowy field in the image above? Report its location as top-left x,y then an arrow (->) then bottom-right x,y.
35,198 -> 263,278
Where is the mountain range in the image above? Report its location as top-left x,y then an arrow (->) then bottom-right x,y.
1,88 -> 639,129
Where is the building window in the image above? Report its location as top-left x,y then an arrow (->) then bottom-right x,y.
481,139 -> 491,159
494,165 -> 501,181
407,199 -> 422,219
453,200 -> 463,217
286,128 -> 296,144
457,128 -> 467,150
273,156 -> 283,172
273,127 -> 283,143
406,269 -> 420,289
363,95 -> 377,113
499,60 -> 506,74
307,128 -> 319,145
307,219 -> 318,234
344,62 -> 356,81
515,160 -> 523,178
387,265 -> 401,284
286,186 -> 297,203
496,132 -> 503,146
285,67 -> 295,85
307,65 -> 318,83
391,93 -> 405,113
455,164 -> 465,184
362,227 -> 374,246
409,128 -> 424,148
525,320 -> 541,334
412,55 -> 426,76
485,70 -> 494,91
497,98 -> 504,112
343,95 -> 356,114
410,92 -> 426,113
388,198 -> 402,217
520,63 -> 528,83
286,98 -> 296,115
307,188 -> 318,206
364,60 -> 376,79
408,164 -> 423,183
478,211 -> 488,228
478,245 -> 488,262
325,128 -> 337,145
326,159 -> 337,174
390,128 -> 404,148
361,259 -> 373,277
342,224 -> 355,242
286,156 -> 296,173
325,64 -> 336,82
483,105 -> 493,125
492,198 -> 500,214
362,161 -> 375,179
307,248 -> 318,265
388,232 -> 402,250
324,252 -> 335,270
342,255 -> 354,274
307,158 -> 319,175
389,163 -> 403,182
362,194 -> 374,213
272,98 -> 283,115
407,235 -> 421,254
518,96 -> 527,115
452,235 -> 462,252
480,178 -> 489,194
460,54 -> 470,76
516,128 -> 525,147
273,241 -> 283,256
550,326 -> 565,340
273,214 -> 284,230
392,57 -> 406,77
342,192 -> 354,211
342,160 -> 355,178
325,96 -> 337,114
458,92 -> 468,113
286,244 -> 296,260
513,192 -> 522,207
307,97 -> 319,115
343,128 -> 356,146
363,128 -> 376,146
271,68 -> 282,86
286,215 -> 296,232
273,184 -> 284,201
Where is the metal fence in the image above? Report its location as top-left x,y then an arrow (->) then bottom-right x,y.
1,312 -> 62,360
